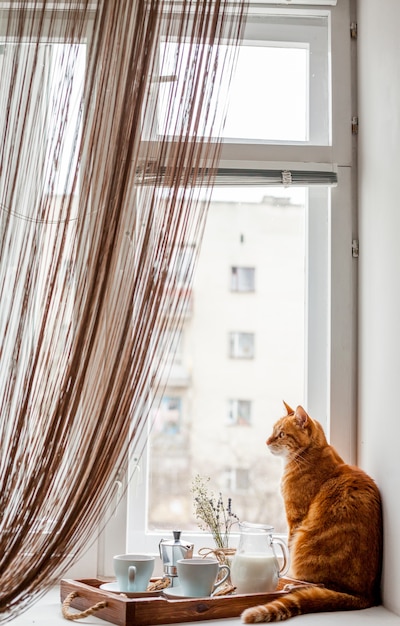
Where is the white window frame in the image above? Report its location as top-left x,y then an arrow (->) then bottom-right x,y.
230,267 -> 256,292
226,8 -> 331,146
104,0 -> 356,566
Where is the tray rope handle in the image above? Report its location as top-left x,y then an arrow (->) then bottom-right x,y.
62,591 -> 108,621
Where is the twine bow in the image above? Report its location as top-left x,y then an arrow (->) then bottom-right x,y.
198,547 -> 236,562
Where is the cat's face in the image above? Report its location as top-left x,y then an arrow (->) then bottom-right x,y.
266,403 -> 326,459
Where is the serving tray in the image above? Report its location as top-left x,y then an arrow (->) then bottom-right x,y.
60,578 -> 296,626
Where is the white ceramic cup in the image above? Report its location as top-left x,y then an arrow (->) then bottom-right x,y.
113,554 -> 155,593
176,557 -> 230,597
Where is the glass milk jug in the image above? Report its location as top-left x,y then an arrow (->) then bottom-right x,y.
231,522 -> 290,594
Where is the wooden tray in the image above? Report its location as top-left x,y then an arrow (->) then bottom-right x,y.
60,578 -> 294,626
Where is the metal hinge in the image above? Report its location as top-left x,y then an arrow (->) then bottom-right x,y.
352,116 -> 359,135
350,22 -> 358,40
352,239 -> 359,258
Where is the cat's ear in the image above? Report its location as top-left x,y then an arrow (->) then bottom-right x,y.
283,400 -> 294,415
294,405 -> 309,429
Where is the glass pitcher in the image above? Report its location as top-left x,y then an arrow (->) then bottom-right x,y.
231,522 -> 290,594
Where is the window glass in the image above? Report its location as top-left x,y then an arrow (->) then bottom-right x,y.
169,245 -> 196,286
46,44 -> 85,195
222,45 -> 308,142
0,41 -> 83,378
227,399 -> 252,426
157,330 -> 184,366
223,467 -> 250,492
229,332 -> 255,359
157,10 -> 329,144
152,396 -> 182,436
145,186 -> 306,536
0,42 -> 85,207
231,267 -> 255,292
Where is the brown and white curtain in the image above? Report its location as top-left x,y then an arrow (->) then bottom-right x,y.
0,0 -> 247,619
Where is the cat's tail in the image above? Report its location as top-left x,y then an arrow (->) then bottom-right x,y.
241,586 -> 377,623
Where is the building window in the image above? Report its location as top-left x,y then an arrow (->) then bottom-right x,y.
169,244 -> 196,287
157,329 -> 183,366
223,467 -> 250,492
227,399 -> 252,426
153,396 -> 181,435
230,267 -> 255,292
229,332 -> 255,359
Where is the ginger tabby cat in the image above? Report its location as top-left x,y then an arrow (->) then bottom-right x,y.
241,402 -> 382,623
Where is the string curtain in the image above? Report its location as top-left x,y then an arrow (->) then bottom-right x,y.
0,0 -> 248,619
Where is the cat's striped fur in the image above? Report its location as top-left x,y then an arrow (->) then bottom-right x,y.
241,403 -> 382,623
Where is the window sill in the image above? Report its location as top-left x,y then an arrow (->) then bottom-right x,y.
12,588 -> 400,626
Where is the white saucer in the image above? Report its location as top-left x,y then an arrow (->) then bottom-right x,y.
99,582 -> 162,597
163,586 -> 211,600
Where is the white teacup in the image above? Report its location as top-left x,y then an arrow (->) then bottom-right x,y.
176,557 -> 230,597
113,554 -> 155,593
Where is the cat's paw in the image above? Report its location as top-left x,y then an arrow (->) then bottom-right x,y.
241,606 -> 273,623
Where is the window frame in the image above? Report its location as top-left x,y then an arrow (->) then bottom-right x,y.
224,8 -> 331,146
111,0 -> 356,566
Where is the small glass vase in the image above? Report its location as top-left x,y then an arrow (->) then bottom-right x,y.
198,546 -> 236,588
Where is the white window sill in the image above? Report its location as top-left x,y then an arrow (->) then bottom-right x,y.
9,587 -> 400,626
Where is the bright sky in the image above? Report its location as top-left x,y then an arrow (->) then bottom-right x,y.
160,41 -> 309,142
223,45 -> 308,142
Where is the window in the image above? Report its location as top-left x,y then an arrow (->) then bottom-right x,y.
227,400 -> 252,426
223,45 -> 309,142
229,332 -> 255,360
125,0 -> 356,560
152,396 -> 182,435
157,329 -> 184,367
223,468 -> 250,493
169,245 -> 196,287
0,41 -> 84,405
231,267 -> 255,292
156,10 -> 330,144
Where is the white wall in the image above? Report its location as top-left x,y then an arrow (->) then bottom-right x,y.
357,0 -> 400,615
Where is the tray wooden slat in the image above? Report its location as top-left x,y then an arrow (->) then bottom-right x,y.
60,578 -> 291,626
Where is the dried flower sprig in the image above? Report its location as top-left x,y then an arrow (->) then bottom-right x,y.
191,474 -> 239,549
